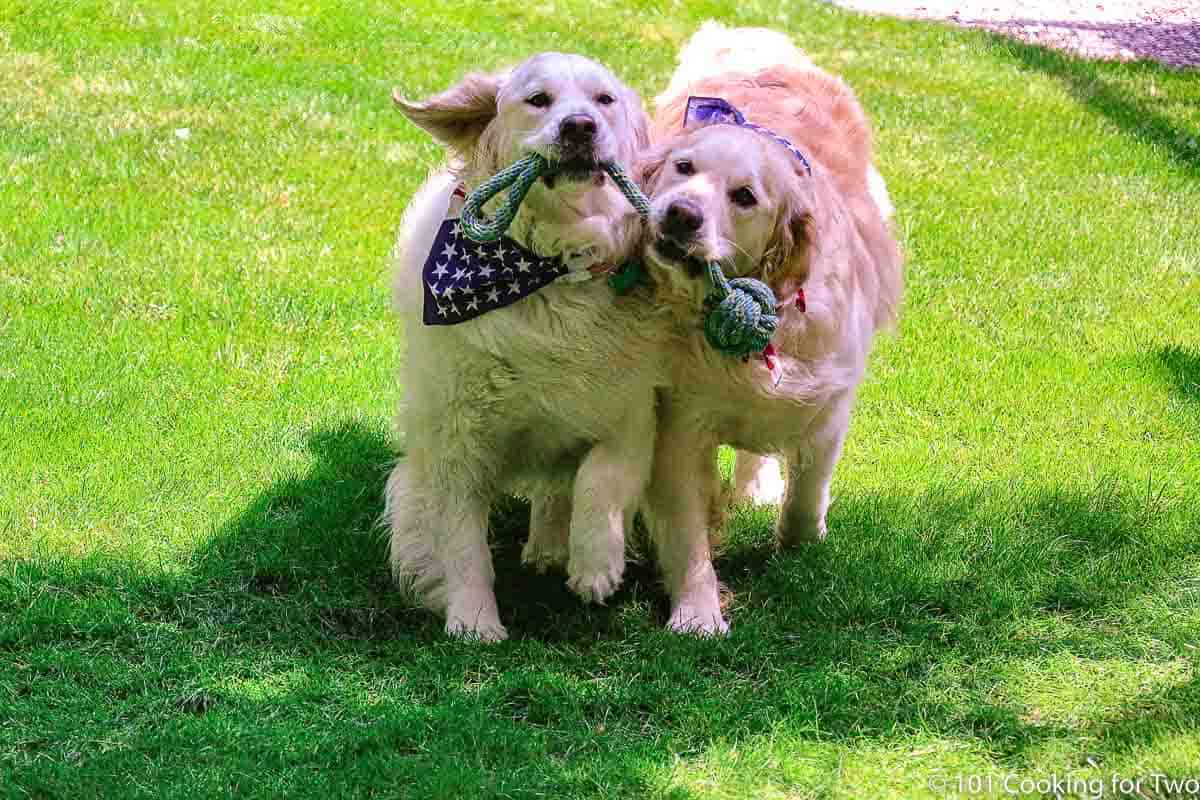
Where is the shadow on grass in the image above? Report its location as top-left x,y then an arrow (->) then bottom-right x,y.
9,420 -> 1186,647
1156,344 -> 1200,408
978,20 -> 1200,71
178,420 -> 657,644
990,36 -> 1200,178
4,421 -> 1199,797
52,418 -> 447,648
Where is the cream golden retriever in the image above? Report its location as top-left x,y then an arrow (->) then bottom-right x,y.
634,23 -> 904,634
386,53 -> 673,641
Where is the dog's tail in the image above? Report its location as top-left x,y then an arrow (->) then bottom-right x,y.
656,21 -> 815,109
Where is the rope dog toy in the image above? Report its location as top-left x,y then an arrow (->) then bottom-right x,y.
460,154 -> 649,242
460,153 -> 778,359
702,262 -> 778,357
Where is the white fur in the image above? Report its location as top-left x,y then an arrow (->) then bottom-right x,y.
732,453 -> 786,506
867,165 -> 894,220
656,22 -> 816,108
385,54 -> 668,641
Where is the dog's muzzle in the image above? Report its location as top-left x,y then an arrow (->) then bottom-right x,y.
542,113 -> 604,187
661,198 -> 703,241
651,199 -> 708,277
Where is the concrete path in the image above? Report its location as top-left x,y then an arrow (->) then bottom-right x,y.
832,0 -> 1200,67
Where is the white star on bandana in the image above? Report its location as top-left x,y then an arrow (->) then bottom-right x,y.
421,193 -> 577,324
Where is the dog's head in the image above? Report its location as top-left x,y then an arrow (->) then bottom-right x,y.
640,124 -> 814,304
641,120 -> 904,360
395,53 -> 649,263
395,53 -> 648,188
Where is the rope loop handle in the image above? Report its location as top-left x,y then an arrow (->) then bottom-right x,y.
459,153 -> 547,243
460,156 -> 649,243
602,163 -> 651,219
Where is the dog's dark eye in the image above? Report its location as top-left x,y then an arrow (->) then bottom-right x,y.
525,92 -> 552,108
595,92 -> 615,105
730,187 -> 757,208
675,159 -> 694,176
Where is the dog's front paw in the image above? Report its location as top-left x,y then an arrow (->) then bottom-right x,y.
445,591 -> 508,642
733,454 -> 786,507
734,473 -> 786,506
777,514 -> 827,547
667,603 -> 730,637
561,246 -> 603,274
566,562 -> 623,605
445,614 -> 509,643
522,536 -> 570,574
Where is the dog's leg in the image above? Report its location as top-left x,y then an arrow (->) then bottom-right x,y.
645,421 -> 728,636
522,492 -> 572,573
732,452 -> 786,506
777,395 -> 852,547
386,459 -> 443,603
386,453 -> 506,642
565,404 -> 654,604
438,489 -> 506,642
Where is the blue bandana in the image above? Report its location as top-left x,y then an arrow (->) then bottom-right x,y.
422,190 -> 572,325
684,96 -> 813,176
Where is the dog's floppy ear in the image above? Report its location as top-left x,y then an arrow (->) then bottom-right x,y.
393,72 -> 501,154
636,142 -> 670,191
624,87 -> 652,153
606,85 -> 651,170
763,174 -> 817,284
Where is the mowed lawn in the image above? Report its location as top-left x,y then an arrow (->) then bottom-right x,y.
2,0 -> 1199,796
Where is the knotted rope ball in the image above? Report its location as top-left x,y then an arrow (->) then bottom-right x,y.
702,261 -> 779,358
460,154 -> 778,360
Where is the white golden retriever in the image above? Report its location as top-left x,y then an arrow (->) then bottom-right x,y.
635,23 -> 904,634
386,53 -> 670,641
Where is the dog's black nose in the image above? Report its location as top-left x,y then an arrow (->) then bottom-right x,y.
559,114 -> 598,145
663,199 -> 704,240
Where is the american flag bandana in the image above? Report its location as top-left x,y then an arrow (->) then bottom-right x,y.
684,96 -> 813,176
422,188 -> 572,325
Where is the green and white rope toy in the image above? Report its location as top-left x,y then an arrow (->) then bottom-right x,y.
701,262 -> 778,357
460,153 -> 649,242
460,153 -> 777,359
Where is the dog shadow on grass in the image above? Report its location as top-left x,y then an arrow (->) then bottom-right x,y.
100,416 -> 1191,658
148,419 -> 408,639
187,416 -> 1196,649
12,419 -> 1198,796
167,418 -> 654,645
163,417 -> 1196,660
1156,344 -> 1200,409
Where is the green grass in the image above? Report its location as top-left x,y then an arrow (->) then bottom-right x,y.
2,0 -> 1199,796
